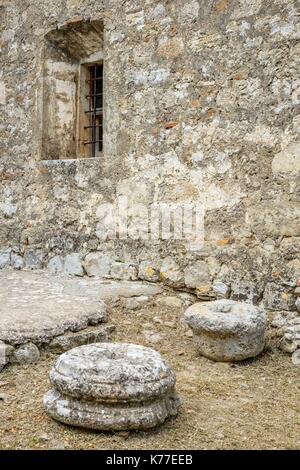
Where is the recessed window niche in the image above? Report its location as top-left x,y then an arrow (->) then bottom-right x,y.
42,19 -> 104,160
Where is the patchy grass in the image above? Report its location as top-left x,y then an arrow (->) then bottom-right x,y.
0,296 -> 299,450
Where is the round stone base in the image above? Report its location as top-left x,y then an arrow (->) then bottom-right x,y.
49,343 -> 176,403
43,389 -> 181,431
185,300 -> 266,362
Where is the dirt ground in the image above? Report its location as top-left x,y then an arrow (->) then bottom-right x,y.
0,294 -> 299,450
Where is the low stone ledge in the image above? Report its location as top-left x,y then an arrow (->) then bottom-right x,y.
48,324 -> 115,353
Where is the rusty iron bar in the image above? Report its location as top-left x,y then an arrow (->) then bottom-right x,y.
83,140 -> 103,145
85,93 -> 103,98
88,64 -> 103,156
84,125 -> 102,129
84,109 -> 103,113
86,77 -> 103,82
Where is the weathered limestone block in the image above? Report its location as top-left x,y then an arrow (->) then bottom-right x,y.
272,142 -> 300,175
231,281 -> 262,305
83,252 -> 111,278
263,283 -> 295,311
247,203 -> 300,238
157,37 -> 184,58
280,339 -> 299,354
184,299 -> 266,362
212,281 -> 231,299
10,342 -> 40,364
0,249 -> 11,269
276,315 -> 300,353
110,262 -> 138,281
48,325 -> 115,353
0,81 -> 6,105
184,261 -> 211,296
63,253 -> 84,277
11,252 -> 24,270
232,0 -> 262,19
138,260 -> 160,282
47,255 -> 63,274
24,250 -> 46,270
44,343 -> 180,431
179,0 -> 200,22
0,341 -> 14,372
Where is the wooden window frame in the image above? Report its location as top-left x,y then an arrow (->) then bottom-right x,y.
77,59 -> 103,159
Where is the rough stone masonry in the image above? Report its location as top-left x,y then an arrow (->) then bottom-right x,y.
0,1 -> 300,349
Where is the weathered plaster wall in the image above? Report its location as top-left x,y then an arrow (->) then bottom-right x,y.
1,0 -> 300,349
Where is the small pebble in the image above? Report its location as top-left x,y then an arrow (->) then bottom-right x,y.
0,392 -> 10,402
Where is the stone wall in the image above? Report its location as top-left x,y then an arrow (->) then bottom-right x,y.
1,0 -> 300,347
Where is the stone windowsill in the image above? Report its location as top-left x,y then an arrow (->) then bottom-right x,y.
39,157 -> 101,165
36,157 -> 102,174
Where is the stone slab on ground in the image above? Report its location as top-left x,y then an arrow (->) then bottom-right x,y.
48,325 -> 116,353
0,270 -> 162,345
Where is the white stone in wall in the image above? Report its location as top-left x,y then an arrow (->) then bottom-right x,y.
192,151 -> 204,164
160,257 -> 184,287
148,3 -> 171,25
232,0 -> 262,20
212,281 -> 231,299
130,68 -> 170,86
110,262 -> 137,281
184,261 -> 211,290
63,253 -> 84,277
24,250 -> 45,270
0,196 -> 17,217
138,260 -> 160,282
272,142 -> 300,175
108,30 -> 125,44
126,10 -> 144,31
179,0 -> 199,22
246,203 -> 300,238
11,252 -> 24,270
276,313 -> 300,353
0,249 -> 11,269
0,81 -> 7,105
47,255 -> 64,274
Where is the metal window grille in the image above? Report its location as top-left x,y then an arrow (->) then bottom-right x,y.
84,64 -> 103,157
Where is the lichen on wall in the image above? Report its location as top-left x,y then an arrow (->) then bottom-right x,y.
1,0 -> 300,349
